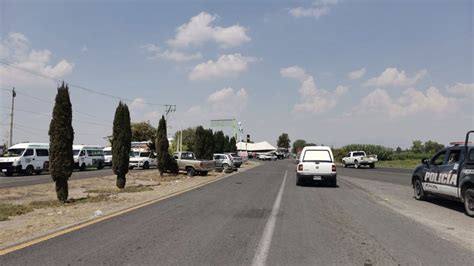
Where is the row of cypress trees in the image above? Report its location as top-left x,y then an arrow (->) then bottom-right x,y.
48,83 -> 173,202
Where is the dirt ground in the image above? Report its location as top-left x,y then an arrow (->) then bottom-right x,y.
0,162 -> 259,250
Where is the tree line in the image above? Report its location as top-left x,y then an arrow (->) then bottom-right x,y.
49,83 -> 177,202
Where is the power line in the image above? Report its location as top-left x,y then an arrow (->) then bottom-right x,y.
0,59 -> 173,107
2,87 -> 113,123
0,105 -> 111,128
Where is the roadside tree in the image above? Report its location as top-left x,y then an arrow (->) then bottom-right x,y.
48,83 -> 74,202
112,102 -> 132,189
156,115 -> 169,176
277,133 -> 291,149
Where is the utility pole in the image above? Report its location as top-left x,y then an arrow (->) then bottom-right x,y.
164,104 -> 176,121
9,88 -> 16,147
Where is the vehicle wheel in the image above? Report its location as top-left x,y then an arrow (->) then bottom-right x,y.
354,160 -> 359,169
369,163 -> 375,169
342,161 -> 347,168
4,172 -> 13,177
463,188 -> 474,217
129,166 -> 134,170
329,179 -> 337,187
143,162 -> 149,170
25,165 -> 34,176
35,170 -> 42,175
222,163 -> 229,170
187,167 -> 195,177
80,163 -> 86,171
200,171 -> 208,176
414,178 -> 427,200
97,161 -> 104,170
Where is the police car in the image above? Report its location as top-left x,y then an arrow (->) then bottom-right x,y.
411,131 -> 474,217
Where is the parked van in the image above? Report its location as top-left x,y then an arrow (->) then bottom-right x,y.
296,146 -> 337,187
73,145 -> 105,171
0,143 -> 50,176
103,147 -> 112,166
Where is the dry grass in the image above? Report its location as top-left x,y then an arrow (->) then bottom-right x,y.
0,203 -> 34,221
85,185 -> 153,194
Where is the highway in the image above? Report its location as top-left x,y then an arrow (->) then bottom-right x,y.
1,160 -> 473,265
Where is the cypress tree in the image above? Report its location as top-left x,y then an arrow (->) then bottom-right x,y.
193,126 -> 206,158
156,115 -> 169,176
229,137 -> 237,152
112,102 -> 131,189
224,135 -> 230,152
213,131 -> 226,153
48,83 -> 74,202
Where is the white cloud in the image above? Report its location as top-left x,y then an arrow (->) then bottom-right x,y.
168,12 -> 250,48
280,66 -> 347,113
0,32 -> 74,88
141,43 -> 202,62
348,67 -> 366,80
130,98 -> 146,110
352,87 -> 457,117
189,54 -> 256,81
289,0 -> 338,19
207,87 -> 248,114
81,45 -> 88,53
280,66 -> 309,81
446,83 -> 474,97
364,67 -> 427,87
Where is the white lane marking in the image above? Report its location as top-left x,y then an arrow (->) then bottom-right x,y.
252,170 -> 287,266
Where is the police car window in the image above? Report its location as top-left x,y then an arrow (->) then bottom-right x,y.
432,151 -> 446,165
447,150 -> 461,164
469,149 -> 474,161
24,149 -> 34,156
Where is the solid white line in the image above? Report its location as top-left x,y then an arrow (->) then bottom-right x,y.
252,169 -> 288,266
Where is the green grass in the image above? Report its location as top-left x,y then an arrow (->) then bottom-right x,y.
377,159 -> 421,169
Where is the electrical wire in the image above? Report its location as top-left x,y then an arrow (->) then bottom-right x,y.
0,59 -> 171,106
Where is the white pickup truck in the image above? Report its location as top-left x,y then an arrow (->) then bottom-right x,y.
342,151 -> 378,169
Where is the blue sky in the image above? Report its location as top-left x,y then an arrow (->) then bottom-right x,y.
1,0 -> 473,148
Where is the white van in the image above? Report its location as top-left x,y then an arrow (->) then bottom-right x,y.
0,143 -> 50,176
73,145 -> 105,171
296,146 -> 337,187
129,148 -> 157,169
103,147 -> 112,166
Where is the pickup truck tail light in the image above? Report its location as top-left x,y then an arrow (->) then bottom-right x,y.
297,164 -> 303,171
332,164 -> 336,172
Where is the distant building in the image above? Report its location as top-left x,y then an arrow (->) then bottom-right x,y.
236,141 -> 276,153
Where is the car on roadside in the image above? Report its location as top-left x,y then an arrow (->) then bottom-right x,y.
342,151 -> 378,169
129,150 -> 157,169
411,131 -> 474,217
226,153 -> 243,168
259,152 -> 277,161
173,151 -> 215,177
213,153 -> 236,171
0,143 -> 50,176
296,146 -> 337,187
103,147 -> 112,167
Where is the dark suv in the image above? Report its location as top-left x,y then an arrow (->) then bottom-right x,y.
411,131 -> 474,217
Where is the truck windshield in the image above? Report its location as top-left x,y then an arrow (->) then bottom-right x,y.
303,150 -> 332,163
73,150 -> 80,156
104,151 -> 112,156
130,152 -> 140,157
3,148 -> 25,157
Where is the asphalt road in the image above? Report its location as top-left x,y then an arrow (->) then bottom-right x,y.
0,167 -> 157,189
1,160 -> 473,265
